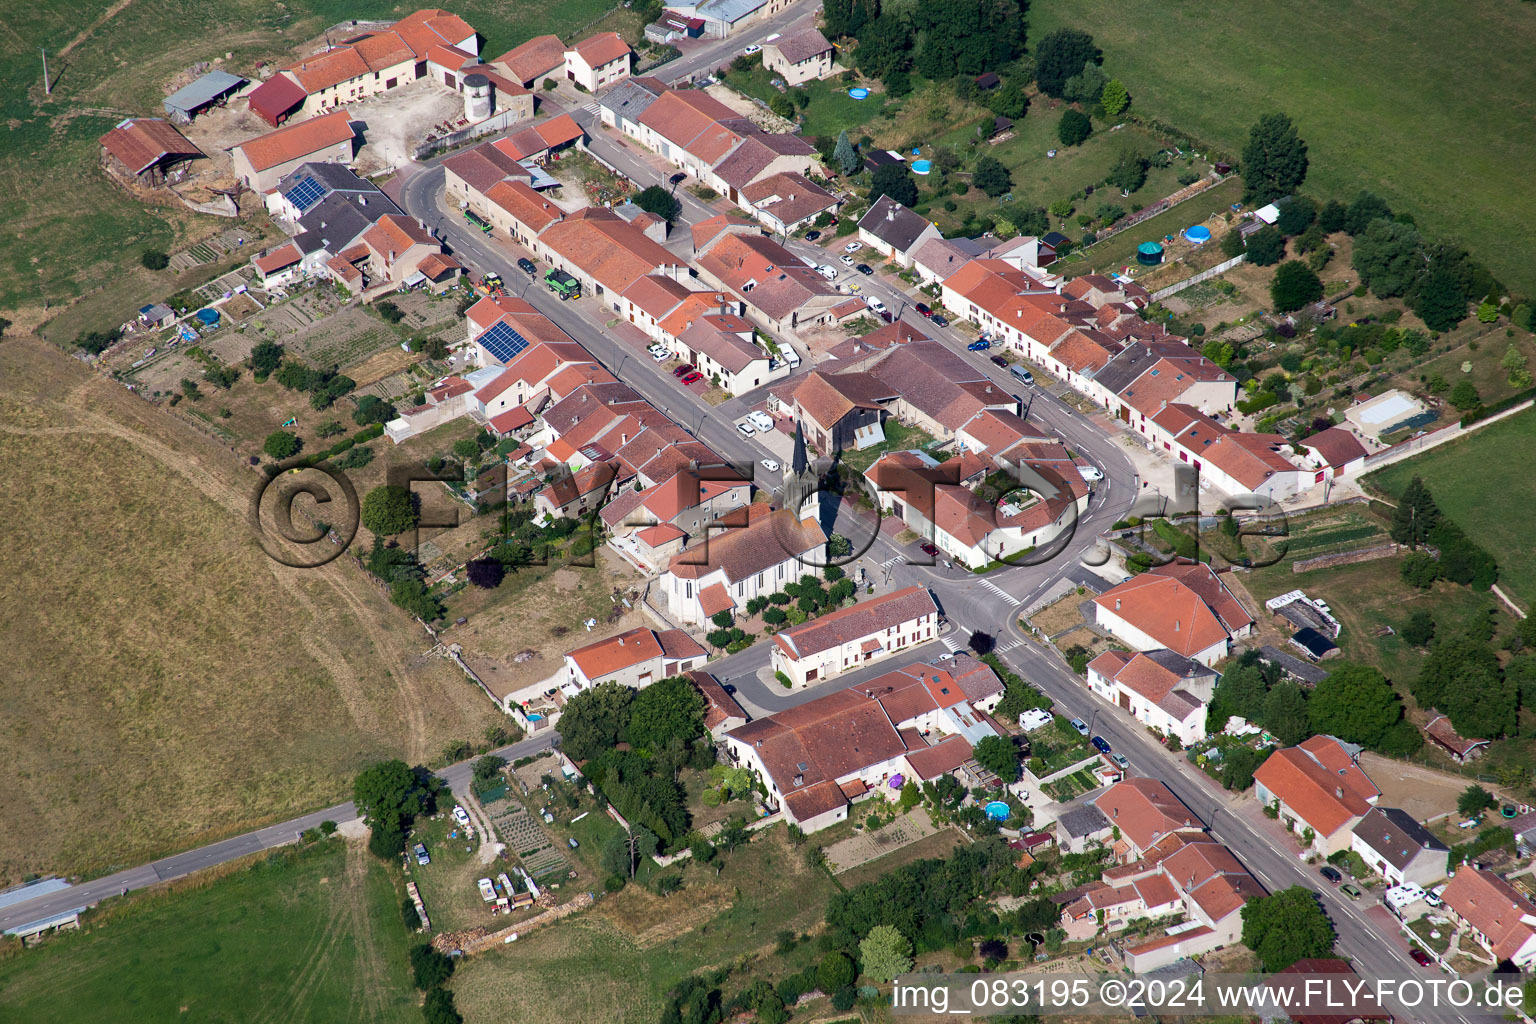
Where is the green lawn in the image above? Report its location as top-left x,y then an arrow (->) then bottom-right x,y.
721,65 -> 887,137
1029,0 -> 1536,296
1,0 -> 618,325
1367,408 -> 1536,610
0,841 -> 418,1023
1066,177 -> 1245,277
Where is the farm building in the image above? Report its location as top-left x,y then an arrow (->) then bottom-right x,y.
98,118 -> 205,185
162,70 -> 247,122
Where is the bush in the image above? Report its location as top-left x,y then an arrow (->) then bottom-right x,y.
140,250 -> 169,270
375,300 -> 404,323
264,430 -> 301,460
1057,109 -> 1092,147
410,943 -> 455,990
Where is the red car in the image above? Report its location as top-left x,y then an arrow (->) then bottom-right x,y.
680,371 -> 704,384
1409,948 -> 1434,967
672,363 -> 694,377
915,302 -> 933,318
918,541 -> 939,557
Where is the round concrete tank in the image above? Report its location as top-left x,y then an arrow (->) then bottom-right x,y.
463,73 -> 493,121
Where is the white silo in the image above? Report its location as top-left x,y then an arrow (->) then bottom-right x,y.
463,73 -> 493,121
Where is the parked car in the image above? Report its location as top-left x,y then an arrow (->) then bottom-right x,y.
736,421 -> 756,437
804,230 -> 821,242
748,410 -> 774,431
989,354 -> 1008,367
1340,883 -> 1363,901
669,171 -> 687,185
855,263 -> 874,275
867,298 -> 888,316
414,843 -> 430,866
1010,365 -> 1035,385
967,339 -> 991,351
915,302 -> 932,318
649,345 -> 669,361
1091,736 -> 1111,754
1410,948 -> 1434,967
681,371 -> 704,385
843,241 -> 863,253
761,459 -> 780,472
742,44 -> 761,54
517,257 -> 537,276
839,254 -> 855,266
918,541 -> 939,557
452,806 -> 470,826
1110,753 -> 1129,769
1423,890 -> 1443,908
1320,865 -> 1343,884
673,363 -> 694,377
568,837 -> 580,848
931,314 -> 948,326
1069,717 -> 1090,736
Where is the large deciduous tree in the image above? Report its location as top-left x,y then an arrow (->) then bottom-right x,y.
973,156 -> 1013,198
1241,113 -> 1309,205
624,675 -> 706,754
1352,218 -> 1424,298
869,162 -> 918,208
973,734 -> 1020,782
1241,887 -> 1335,971
362,484 -> 419,536
860,924 -> 914,982
1033,29 -> 1101,98
558,680 -> 636,761
1307,662 -> 1403,749
1270,260 -> 1323,313
1056,109 -> 1092,147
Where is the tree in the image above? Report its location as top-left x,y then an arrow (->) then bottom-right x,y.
1344,191 -> 1393,236
973,155 -> 1013,198
353,760 -> 434,857
1107,151 -> 1147,195
410,942 -> 455,989
1220,745 -> 1265,791
1352,218 -> 1423,298
1411,267 -> 1470,332
1056,109 -> 1092,147
869,162 -> 918,208
882,66 -> 911,98
1308,662 -> 1403,748
1241,887 -> 1335,971
601,824 -> 659,878
1414,629 -> 1516,739
1260,681 -> 1310,746
1449,379 -> 1481,412
635,184 -> 682,224
179,377 -> 202,401
625,675 -> 706,753
968,631 -> 996,655
362,484 -> 418,536
1401,608 -> 1436,646
466,557 -> 505,588
974,734 -> 1020,782
140,249 -> 170,270
1100,78 -> 1129,117
818,951 -> 855,992
558,681 -> 636,761
833,129 -> 859,175
860,924 -> 914,981
249,339 -> 284,377
422,987 -> 464,1024
353,394 -> 397,426
1270,261 -> 1323,313
1399,551 -> 1440,589
1241,113 -> 1309,205
1033,29 -> 1101,98
263,430 -> 301,460
1210,658 -> 1269,727
827,532 -> 853,558
375,300 -> 405,323
1458,785 -> 1497,818
1389,477 -> 1439,548
1244,226 -> 1285,267
1062,65 -> 1107,105
852,15 -> 911,79
472,754 -> 507,788
1274,196 -> 1318,236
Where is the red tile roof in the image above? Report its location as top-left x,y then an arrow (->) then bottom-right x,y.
493,35 -> 567,83
538,208 -> 677,295
1096,778 -> 1201,852
570,31 -> 631,68
1202,431 -> 1302,490
99,118 -> 204,174
485,178 -> 564,232
247,74 -> 308,125
688,670 -> 747,731
234,109 -> 356,172
254,242 -> 302,275
1303,426 -> 1368,467
699,581 -> 734,616
1253,736 -> 1379,837
1093,573 -> 1232,659
1146,561 -> 1254,634
773,586 -> 937,660
1443,865 -> 1536,961
391,9 -> 478,55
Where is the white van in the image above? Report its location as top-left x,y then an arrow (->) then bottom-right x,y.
748,410 -> 774,432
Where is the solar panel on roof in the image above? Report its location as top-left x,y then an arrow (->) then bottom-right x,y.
284,175 -> 327,212
477,321 -> 531,364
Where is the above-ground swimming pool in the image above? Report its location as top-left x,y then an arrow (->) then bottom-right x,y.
1183,225 -> 1212,243
984,801 -> 1011,821
911,159 -> 932,174
848,87 -> 869,99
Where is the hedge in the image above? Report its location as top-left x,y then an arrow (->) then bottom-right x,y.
1236,391 -> 1280,415
267,423 -> 387,474
1460,383 -> 1536,426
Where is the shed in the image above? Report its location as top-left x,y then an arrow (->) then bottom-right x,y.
138,303 -> 175,328
1042,231 -> 1071,250
1288,626 -> 1338,661
1253,203 -> 1281,225
162,70 -> 247,123
247,73 -> 307,128
863,149 -> 904,172
974,72 -> 1001,91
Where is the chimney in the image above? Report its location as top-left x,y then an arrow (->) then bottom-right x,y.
1115,598 -> 1121,611
1175,620 -> 1181,632
886,206 -> 895,221
1336,786 -> 1344,799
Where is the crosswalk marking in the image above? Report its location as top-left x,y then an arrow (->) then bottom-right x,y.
940,633 -> 963,651
979,578 -> 1022,605
996,638 -> 1025,652
878,555 -> 902,569
580,102 -> 600,117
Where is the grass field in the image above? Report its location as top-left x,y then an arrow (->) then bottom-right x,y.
0,840 -> 417,1023
1367,408 -> 1536,610
451,829 -> 835,1024
1029,0 -> 1536,296
0,338 -> 500,882
0,0 -> 620,330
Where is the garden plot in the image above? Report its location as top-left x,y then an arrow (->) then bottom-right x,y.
489,800 -> 571,880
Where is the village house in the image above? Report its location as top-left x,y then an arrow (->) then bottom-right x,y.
98,118 -> 205,185
693,224 -> 843,335
770,586 -> 940,687
1299,426 -> 1369,481
1086,648 -> 1219,746
1253,735 -> 1380,856
772,371 -> 891,453
1092,562 -> 1255,667
1349,806 -> 1448,888
564,32 -> 634,91
1440,865 -> 1536,968
671,313 -> 782,395
658,506 -> 826,625
230,109 -> 359,192
1095,777 -> 1205,861
491,35 -> 568,87
858,196 -> 943,269
596,76 -> 668,134
721,656 -> 1004,832
562,626 -> 708,691
761,27 -> 834,85
739,171 -> 839,235
688,670 -> 749,739
488,112 -> 587,165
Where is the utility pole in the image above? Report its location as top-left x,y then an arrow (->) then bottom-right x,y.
41,48 -> 51,95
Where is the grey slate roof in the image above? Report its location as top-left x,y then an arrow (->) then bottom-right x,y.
859,195 -> 936,254
1058,802 -> 1110,839
295,189 -> 402,254
598,77 -> 667,123
1257,646 -> 1329,685
1092,343 -> 1158,398
1353,806 -> 1447,870
163,70 -> 246,117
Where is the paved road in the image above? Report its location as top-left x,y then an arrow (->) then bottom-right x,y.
0,732 -> 556,935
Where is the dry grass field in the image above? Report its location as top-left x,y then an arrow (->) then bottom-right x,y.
0,338 -> 501,882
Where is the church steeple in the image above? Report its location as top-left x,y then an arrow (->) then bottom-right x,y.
791,419 -> 808,476
784,419 -> 816,519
